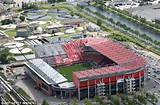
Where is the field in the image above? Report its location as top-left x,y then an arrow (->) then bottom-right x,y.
5,29 -> 16,37
58,63 -> 91,81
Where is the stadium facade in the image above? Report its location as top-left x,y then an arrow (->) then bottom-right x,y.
25,37 -> 145,100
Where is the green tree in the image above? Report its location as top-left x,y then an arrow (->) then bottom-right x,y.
94,95 -> 105,105
137,95 -> 147,105
111,95 -> 120,105
84,98 -> 93,105
42,100 -> 49,105
48,0 -> 56,3
71,98 -> 79,105
0,48 -> 15,64
1,19 -> 14,25
19,16 -> 25,22
97,19 -> 102,26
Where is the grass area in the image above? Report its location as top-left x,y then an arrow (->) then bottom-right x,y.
58,63 -> 91,81
5,29 -> 16,37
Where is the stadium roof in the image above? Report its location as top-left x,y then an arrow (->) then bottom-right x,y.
35,43 -> 66,57
73,38 -> 145,80
58,82 -> 75,89
25,59 -> 67,85
85,38 -> 139,64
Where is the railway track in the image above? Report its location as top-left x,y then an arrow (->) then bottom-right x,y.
0,77 -> 35,105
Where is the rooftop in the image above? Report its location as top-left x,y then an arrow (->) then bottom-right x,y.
35,43 -> 66,58
73,38 -> 145,80
25,59 -> 67,85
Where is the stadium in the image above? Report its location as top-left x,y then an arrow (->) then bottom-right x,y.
25,37 -> 145,100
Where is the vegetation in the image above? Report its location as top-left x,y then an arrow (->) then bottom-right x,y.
95,2 -> 160,34
137,94 -> 147,105
48,0 -> 66,3
111,95 -> 120,105
0,67 -> 3,70
1,19 -> 14,25
84,98 -> 93,105
42,100 -> 49,105
22,3 -> 38,10
146,93 -> 158,105
81,5 -> 160,56
71,98 -> 79,105
0,48 -> 15,64
85,6 -> 160,47
97,19 -> 102,26
94,95 -> 106,105
5,29 -> 16,37
58,63 -> 91,81
19,15 -> 25,22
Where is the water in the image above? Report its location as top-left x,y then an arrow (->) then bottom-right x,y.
86,6 -> 160,41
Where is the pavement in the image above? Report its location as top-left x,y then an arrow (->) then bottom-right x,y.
127,4 -> 160,21
15,78 -> 68,105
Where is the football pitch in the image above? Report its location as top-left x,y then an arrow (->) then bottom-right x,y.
58,63 -> 91,81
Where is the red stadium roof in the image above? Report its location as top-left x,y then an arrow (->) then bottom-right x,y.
73,38 -> 145,80
85,38 -> 138,64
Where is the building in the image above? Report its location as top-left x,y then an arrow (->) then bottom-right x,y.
25,59 -> 75,97
0,3 -> 7,15
16,22 -> 30,37
87,23 -> 100,32
61,19 -> 87,27
25,37 -> 145,100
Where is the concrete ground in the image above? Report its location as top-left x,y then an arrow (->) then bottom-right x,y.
15,78 -> 68,105
127,4 -> 160,21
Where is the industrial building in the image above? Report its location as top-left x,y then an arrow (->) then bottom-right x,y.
25,37 -> 145,100
16,22 -> 30,37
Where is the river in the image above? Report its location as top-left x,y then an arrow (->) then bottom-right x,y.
86,6 -> 160,41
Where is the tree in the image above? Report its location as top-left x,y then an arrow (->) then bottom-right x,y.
0,48 -> 15,64
70,12 -> 74,17
42,100 -> 49,105
48,0 -> 56,3
22,2 -> 38,10
1,19 -> 14,25
84,98 -> 93,105
97,19 -> 102,26
71,98 -> 79,105
111,96 -> 120,105
19,16 -> 25,22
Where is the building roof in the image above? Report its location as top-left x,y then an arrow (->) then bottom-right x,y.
25,59 -> 67,85
85,38 -> 138,64
73,38 -> 145,80
35,43 -> 66,58
58,82 -> 75,89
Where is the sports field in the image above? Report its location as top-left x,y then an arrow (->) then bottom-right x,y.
58,63 -> 91,81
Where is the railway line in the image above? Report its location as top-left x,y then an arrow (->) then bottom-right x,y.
0,77 -> 35,105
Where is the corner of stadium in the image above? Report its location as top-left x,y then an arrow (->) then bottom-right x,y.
24,37 -> 146,100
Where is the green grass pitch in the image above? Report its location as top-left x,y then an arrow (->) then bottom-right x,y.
58,63 -> 91,81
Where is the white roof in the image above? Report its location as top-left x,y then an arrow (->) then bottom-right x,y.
4,42 -> 24,48
65,28 -> 75,34
26,59 -> 67,85
58,82 -> 75,89
40,33 -> 52,37
55,32 -> 64,36
14,37 -> 25,41
28,35 -> 38,39
47,23 -> 63,29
